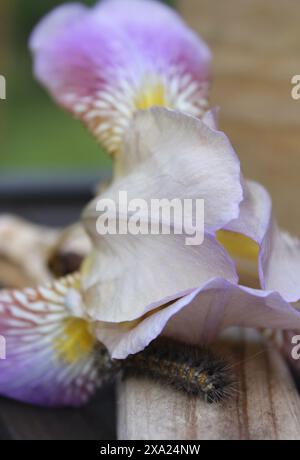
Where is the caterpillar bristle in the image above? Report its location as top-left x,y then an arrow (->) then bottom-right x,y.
123,338 -> 235,403
96,338 -> 235,403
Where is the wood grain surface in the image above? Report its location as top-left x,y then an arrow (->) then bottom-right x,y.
118,330 -> 300,440
179,0 -> 300,236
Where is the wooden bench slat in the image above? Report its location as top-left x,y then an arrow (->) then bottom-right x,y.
118,329 -> 300,440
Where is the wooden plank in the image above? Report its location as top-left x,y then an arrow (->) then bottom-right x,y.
179,0 -> 300,237
118,329 -> 300,440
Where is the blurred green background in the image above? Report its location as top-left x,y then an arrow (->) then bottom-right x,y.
0,0 -> 175,171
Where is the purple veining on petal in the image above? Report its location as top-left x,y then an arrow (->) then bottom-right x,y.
30,0 -> 211,154
0,276 -> 102,408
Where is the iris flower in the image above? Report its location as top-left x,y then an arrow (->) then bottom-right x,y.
82,107 -> 300,358
0,0 -> 300,407
1,110 -> 300,405
30,0 -> 211,159
0,274 -> 105,407
0,0 -> 212,407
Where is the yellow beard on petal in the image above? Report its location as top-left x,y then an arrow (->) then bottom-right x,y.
135,80 -> 168,110
54,318 -> 96,364
217,230 -> 259,262
217,230 -> 260,288
71,70 -> 208,157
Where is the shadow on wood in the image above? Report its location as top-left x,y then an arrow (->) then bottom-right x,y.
0,384 -> 116,441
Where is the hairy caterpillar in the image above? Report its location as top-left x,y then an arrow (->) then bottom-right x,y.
100,338 -> 235,403
0,273 -> 234,406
